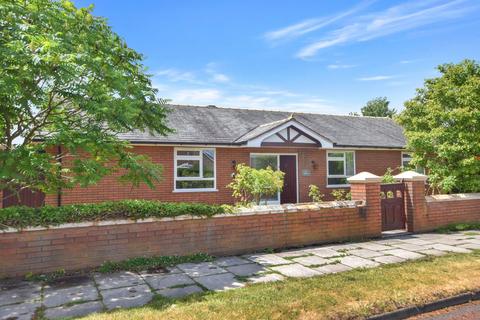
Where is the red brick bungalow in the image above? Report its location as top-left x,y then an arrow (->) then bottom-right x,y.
26,104 -> 412,207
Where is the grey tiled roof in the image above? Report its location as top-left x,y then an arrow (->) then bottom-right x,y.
117,105 -> 406,148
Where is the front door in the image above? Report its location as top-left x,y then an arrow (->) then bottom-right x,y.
279,155 -> 297,204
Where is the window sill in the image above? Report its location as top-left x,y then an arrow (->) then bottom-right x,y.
172,189 -> 219,193
326,184 -> 350,188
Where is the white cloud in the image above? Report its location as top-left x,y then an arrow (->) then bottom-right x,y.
296,0 -> 477,58
155,69 -> 197,82
264,0 -> 374,42
211,73 -> 230,83
327,63 -> 356,69
170,89 -> 222,104
357,75 -> 395,81
205,62 -> 231,83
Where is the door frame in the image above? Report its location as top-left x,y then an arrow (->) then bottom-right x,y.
249,153 -> 299,204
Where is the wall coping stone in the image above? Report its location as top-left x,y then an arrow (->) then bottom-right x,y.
394,170 -> 428,182
0,200 -> 364,234
347,171 -> 381,183
426,193 -> 480,202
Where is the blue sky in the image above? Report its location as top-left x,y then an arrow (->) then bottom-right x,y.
76,0 -> 480,114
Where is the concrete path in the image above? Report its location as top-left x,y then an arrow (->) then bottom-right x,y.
1,231 -> 479,320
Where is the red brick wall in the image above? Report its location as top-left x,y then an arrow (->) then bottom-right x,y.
45,146 -> 401,206
416,195 -> 480,232
0,204 -> 378,277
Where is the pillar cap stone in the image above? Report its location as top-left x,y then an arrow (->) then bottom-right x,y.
347,172 -> 381,184
393,170 -> 428,182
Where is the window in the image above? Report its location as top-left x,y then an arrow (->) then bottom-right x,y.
174,148 -> 216,191
401,152 -> 425,174
327,151 -> 355,186
250,154 -> 280,203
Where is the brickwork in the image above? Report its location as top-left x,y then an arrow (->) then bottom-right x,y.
0,202 -> 377,277
43,146 -> 402,206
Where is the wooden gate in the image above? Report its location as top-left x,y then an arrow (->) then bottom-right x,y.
380,183 -> 406,231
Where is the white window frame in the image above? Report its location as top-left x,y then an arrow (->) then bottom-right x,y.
173,147 -> 217,192
249,153 -> 299,205
326,151 -> 356,188
401,152 -> 426,174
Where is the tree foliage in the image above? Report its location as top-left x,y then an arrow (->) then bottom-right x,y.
227,164 -> 284,205
397,60 -> 480,193
308,184 -> 324,202
0,0 -> 172,194
361,97 -> 397,118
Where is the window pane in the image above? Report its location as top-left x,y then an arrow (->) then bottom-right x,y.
328,152 -> 344,158
176,180 -> 214,189
177,160 -> 200,177
177,150 -> 200,156
402,153 -> 412,160
202,150 -> 215,178
328,160 -> 344,175
328,177 -> 348,185
250,155 -> 278,170
346,152 -> 355,176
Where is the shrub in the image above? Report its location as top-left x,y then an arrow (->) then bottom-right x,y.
0,200 -> 230,230
308,185 -> 324,202
227,164 -> 284,205
381,167 -> 397,184
331,189 -> 352,201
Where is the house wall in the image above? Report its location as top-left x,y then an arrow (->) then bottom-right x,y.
43,146 -> 403,206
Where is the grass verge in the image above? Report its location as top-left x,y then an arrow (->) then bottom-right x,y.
436,222 -> 480,233
78,250 -> 480,320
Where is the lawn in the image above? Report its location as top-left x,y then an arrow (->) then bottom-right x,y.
79,251 -> 480,320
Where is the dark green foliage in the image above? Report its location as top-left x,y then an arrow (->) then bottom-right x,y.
0,200 -> 230,229
436,222 -> 480,234
97,253 -> 213,273
361,97 -> 397,118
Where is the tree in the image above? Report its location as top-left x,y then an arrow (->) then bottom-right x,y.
227,164 -> 284,205
361,97 -> 397,117
0,0 -> 172,195
397,59 -> 480,193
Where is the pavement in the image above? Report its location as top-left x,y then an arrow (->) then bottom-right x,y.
1,230 -> 479,320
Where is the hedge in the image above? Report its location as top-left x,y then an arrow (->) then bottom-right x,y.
0,200 -> 230,230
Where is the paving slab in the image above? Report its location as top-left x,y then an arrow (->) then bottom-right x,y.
214,256 -> 251,267
418,249 -> 448,256
292,255 -> 329,266
102,284 -> 153,310
275,249 -> 312,258
357,242 -> 392,251
373,255 -> 405,264
313,263 -> 352,274
459,243 -> 480,250
398,238 -> 434,246
194,272 -> 244,291
226,263 -> 267,276
309,248 -> 342,258
336,256 -> 380,268
323,243 -> 360,251
43,282 -> 99,308
243,253 -> 293,266
177,262 -> 227,277
270,263 -> 321,278
348,248 -> 385,258
391,243 -> 430,251
431,244 -> 472,253
383,249 -> 425,260
0,301 -> 40,320
0,281 -> 41,306
94,271 -> 144,290
435,238 -> 470,246
247,272 -> 284,284
142,273 -> 195,290
156,285 -> 204,298
44,301 -> 103,319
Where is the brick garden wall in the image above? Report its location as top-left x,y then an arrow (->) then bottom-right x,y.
0,201 -> 379,277
415,193 -> 480,232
